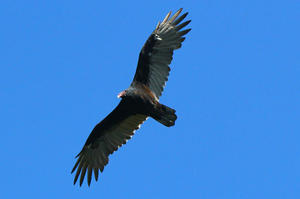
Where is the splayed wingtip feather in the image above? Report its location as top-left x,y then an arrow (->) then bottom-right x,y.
94,168 -> 99,181
71,156 -> 81,173
175,20 -> 191,31
162,11 -> 171,24
79,162 -> 88,186
169,8 -> 183,23
173,12 -> 188,26
178,29 -> 191,36
87,166 -> 92,186
74,158 -> 85,185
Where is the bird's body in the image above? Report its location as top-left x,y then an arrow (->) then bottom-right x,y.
72,8 -> 191,186
121,83 -> 178,127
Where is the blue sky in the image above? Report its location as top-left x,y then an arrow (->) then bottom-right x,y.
1,0 -> 299,198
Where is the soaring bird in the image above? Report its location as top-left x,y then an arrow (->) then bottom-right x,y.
72,8 -> 191,186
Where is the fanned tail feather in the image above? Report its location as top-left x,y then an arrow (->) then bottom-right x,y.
152,104 -> 177,127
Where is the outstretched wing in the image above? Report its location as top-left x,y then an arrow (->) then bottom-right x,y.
71,100 -> 147,186
132,8 -> 191,98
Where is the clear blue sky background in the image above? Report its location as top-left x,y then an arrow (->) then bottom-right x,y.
1,0 -> 299,198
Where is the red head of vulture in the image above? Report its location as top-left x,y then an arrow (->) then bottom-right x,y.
72,8 -> 191,186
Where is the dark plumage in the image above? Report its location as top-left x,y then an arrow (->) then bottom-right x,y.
71,8 -> 191,186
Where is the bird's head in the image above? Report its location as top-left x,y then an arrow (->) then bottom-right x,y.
117,90 -> 127,98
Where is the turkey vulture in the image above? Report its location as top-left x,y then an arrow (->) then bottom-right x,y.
72,8 -> 191,186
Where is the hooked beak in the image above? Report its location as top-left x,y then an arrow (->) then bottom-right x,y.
117,90 -> 126,98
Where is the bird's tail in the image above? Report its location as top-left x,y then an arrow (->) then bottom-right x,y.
152,104 -> 177,127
